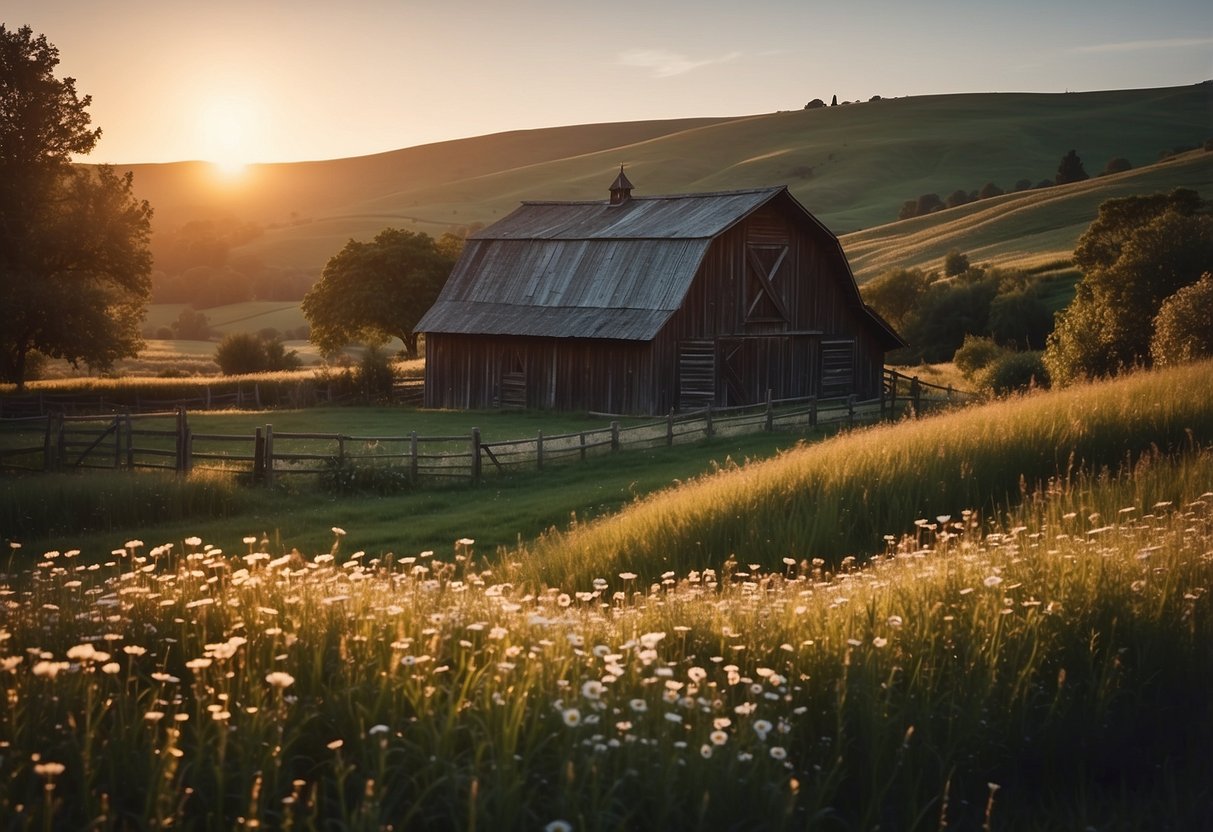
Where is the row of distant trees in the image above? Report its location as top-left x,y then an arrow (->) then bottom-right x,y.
897,150 -> 1094,220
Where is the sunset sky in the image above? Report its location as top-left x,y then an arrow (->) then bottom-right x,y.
7,0 -> 1212,167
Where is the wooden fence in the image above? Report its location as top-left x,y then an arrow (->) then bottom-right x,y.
0,370 -> 967,486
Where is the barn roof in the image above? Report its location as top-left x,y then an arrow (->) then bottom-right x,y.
417,186 -> 898,346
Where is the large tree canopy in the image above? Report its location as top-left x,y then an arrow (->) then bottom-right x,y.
303,228 -> 460,359
0,24 -> 152,385
1044,191 -> 1213,384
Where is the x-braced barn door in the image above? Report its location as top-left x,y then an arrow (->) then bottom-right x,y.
744,244 -> 791,329
678,341 -> 715,410
498,349 -> 526,409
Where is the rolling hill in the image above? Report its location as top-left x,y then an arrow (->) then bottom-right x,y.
114,83 -> 1213,283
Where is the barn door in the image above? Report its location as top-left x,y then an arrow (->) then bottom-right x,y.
498,349 -> 526,408
677,341 -> 715,410
819,339 -> 855,398
744,244 -> 790,329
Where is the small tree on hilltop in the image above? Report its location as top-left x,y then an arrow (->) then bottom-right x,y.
1055,149 -> 1089,185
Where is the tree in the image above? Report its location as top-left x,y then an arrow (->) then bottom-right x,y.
170,307 -> 212,340
860,268 -> 930,330
830,94 -> 838,107
303,228 -> 460,359
804,98 -> 825,110
0,25 -> 152,386
214,331 -> 299,375
977,182 -> 1004,200
1054,149 -> 1089,185
1101,157 -> 1132,176
1045,195 -> 1213,384
943,250 -> 970,277
1150,273 -> 1213,367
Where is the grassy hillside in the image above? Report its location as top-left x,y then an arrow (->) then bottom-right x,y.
518,361 -> 1213,588
114,84 -> 1212,279
842,148 -> 1213,282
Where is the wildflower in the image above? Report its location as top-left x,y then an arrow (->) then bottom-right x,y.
581,680 -> 604,700
984,575 -> 1003,588
34,762 -> 66,777
562,708 -> 582,727
710,730 -> 729,746
185,658 -> 212,670
629,699 -> 648,713
144,711 -> 165,722
545,822 -> 573,832
618,572 -> 638,580
700,744 -> 713,759
327,739 -> 344,750
769,746 -> 788,760
873,637 -> 888,648
331,527 -> 346,536
101,662 -> 121,675
66,644 -> 110,663
266,671 -> 296,689
753,719 -> 773,740
32,660 -> 69,678
369,724 -> 390,735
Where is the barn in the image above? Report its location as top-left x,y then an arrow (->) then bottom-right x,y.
416,172 -> 903,415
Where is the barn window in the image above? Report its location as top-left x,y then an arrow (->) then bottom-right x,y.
744,244 -> 790,327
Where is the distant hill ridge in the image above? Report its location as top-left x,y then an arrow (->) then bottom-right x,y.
112,83 -> 1212,280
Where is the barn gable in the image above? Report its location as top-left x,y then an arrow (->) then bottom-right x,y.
418,181 -> 902,414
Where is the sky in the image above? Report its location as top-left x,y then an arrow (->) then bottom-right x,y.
6,0 -> 1212,167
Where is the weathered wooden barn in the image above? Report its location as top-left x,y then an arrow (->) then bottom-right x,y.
417,173 -> 903,414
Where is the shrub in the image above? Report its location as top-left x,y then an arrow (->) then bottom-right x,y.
155,326 -> 174,340
978,182 -> 1004,199
953,335 -> 1005,378
1151,273 -> 1213,367
1101,157 -> 1132,176
1055,149 -> 1089,185
988,289 -> 1053,350
214,332 -> 267,375
170,307 -> 212,340
979,350 -> 1049,394
358,344 -> 397,402
944,250 -> 970,277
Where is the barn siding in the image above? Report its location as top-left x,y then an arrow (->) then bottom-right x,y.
423,190 -> 896,414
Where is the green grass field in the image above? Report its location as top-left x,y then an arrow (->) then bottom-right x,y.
2,363 -> 1210,828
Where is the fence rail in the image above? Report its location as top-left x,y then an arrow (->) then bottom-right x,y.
0,370 -> 968,486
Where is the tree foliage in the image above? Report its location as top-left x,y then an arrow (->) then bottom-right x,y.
860,268 -> 930,330
0,25 -> 152,385
303,229 -> 460,359
214,332 -> 299,375
1150,273 -> 1213,368
1055,149 -> 1089,185
1045,192 -> 1213,384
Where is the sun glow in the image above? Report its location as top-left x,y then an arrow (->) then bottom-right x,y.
199,93 -> 259,180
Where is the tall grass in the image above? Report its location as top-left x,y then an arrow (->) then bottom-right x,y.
519,362 -> 1213,587
1,449 -> 1209,828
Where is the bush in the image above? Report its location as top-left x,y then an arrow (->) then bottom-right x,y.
978,182 -> 1004,199
1151,273 -> 1213,367
953,335 -> 1005,378
1102,157 -> 1132,176
988,289 -> 1053,350
358,344 -> 397,402
979,351 -> 1049,394
214,332 -> 267,375
944,250 -> 970,277
170,307 -> 212,340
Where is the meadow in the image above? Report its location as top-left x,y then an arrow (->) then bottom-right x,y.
1,363 -> 1210,828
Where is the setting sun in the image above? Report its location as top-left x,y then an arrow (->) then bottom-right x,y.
198,93 -> 258,178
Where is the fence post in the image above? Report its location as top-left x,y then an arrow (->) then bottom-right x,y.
947,384 -> 954,403
183,423 -> 193,474
125,413 -> 135,468
911,376 -> 921,415
536,429 -> 544,471
42,414 -> 58,471
205,385 -> 212,410
264,424 -> 275,486
471,427 -> 482,483
255,383 -> 262,409
765,389 -> 774,432
409,431 -> 418,483
667,409 -> 675,446
847,394 -> 856,426
888,374 -> 898,420
580,431 -> 587,461
113,414 -> 123,469
337,435 -> 346,466
809,396 -> 818,429
705,404 -> 714,438
253,427 -> 265,484
610,421 -> 620,452
175,408 -> 186,472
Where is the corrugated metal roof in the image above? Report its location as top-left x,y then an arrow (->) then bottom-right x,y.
418,237 -> 711,340
476,187 -> 784,241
